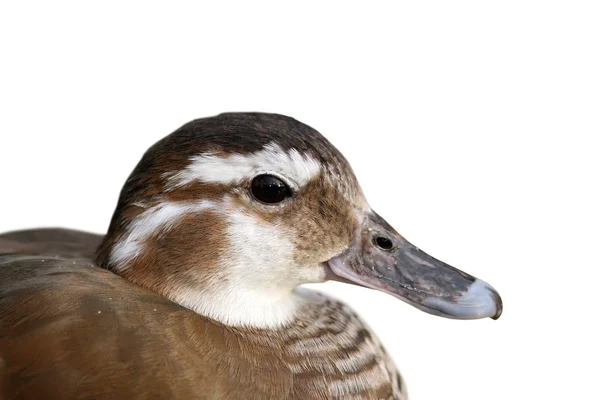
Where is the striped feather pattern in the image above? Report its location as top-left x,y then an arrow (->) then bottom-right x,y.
239,292 -> 407,399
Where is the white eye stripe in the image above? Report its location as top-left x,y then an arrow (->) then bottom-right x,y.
166,142 -> 320,189
109,200 -> 219,269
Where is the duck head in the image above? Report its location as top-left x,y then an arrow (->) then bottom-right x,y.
96,113 -> 502,328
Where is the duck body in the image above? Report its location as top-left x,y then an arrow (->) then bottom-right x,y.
0,229 -> 404,400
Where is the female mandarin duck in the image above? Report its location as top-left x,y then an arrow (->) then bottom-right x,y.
0,113 -> 502,399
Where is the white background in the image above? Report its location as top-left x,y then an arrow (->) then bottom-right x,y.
1,2 -> 599,399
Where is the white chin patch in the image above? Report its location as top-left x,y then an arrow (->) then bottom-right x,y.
166,142 -> 321,188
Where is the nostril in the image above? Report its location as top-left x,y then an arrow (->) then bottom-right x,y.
374,235 -> 394,251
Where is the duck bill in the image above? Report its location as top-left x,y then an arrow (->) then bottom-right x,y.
325,211 -> 503,320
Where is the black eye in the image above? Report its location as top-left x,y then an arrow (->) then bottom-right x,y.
250,174 -> 292,204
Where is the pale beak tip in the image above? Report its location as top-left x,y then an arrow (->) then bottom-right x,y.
423,279 -> 503,320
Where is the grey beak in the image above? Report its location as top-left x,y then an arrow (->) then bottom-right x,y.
325,211 -> 503,320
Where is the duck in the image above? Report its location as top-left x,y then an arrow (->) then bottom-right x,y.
0,112 -> 502,400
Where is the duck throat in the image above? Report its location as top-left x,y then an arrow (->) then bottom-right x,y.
100,243 -> 310,329
101,245 -> 308,328
172,285 -> 306,328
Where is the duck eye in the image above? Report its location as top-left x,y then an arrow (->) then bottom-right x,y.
250,174 -> 292,204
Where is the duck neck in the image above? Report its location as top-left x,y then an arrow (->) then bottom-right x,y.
108,260 -> 306,329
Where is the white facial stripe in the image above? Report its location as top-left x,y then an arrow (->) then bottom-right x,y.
168,142 -> 321,189
109,200 -> 218,269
